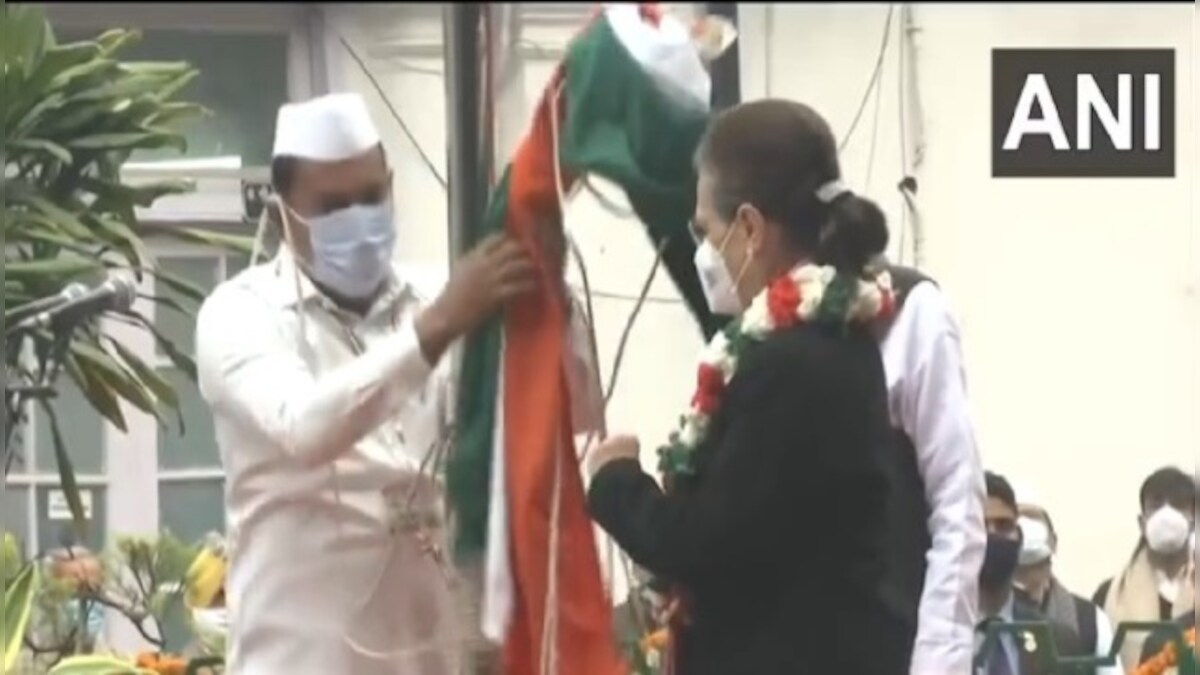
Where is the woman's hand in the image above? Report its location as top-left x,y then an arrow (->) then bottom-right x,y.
587,434 -> 640,479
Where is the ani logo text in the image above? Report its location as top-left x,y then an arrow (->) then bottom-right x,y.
992,49 -> 1175,178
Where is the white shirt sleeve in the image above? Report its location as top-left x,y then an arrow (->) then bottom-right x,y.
885,283 -> 988,675
1094,607 -> 1122,675
196,285 -> 435,468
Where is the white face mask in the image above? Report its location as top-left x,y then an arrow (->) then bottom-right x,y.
1018,516 -> 1053,566
1145,506 -> 1192,554
693,227 -> 748,316
694,240 -> 740,315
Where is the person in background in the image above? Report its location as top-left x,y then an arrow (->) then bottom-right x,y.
1138,501 -> 1196,666
976,471 -> 1080,675
873,260 -> 987,675
46,543 -> 106,652
1093,466 -> 1196,671
1013,501 -> 1120,675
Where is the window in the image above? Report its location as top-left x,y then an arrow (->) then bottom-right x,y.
113,31 -> 290,167
54,28 -> 291,168
5,381 -> 109,557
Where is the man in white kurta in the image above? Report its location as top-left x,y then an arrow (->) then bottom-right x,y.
878,267 -> 988,675
197,93 -> 598,674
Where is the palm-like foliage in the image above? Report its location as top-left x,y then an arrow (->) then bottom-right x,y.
3,7 -> 250,531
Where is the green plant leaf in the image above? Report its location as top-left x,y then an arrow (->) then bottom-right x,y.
144,101 -> 211,128
49,655 -> 156,675
68,131 -> 179,152
46,57 -> 118,92
106,336 -> 184,431
148,225 -> 256,254
2,562 -> 40,671
8,137 -> 74,164
95,27 -> 142,56
116,311 -> 199,382
65,353 -> 129,432
9,190 -> 96,239
4,257 -> 104,279
142,266 -> 210,303
70,341 -> 160,419
38,400 -> 90,543
1,4 -> 50,78
78,176 -> 193,208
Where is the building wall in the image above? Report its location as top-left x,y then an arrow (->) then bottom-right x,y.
333,2 -> 1196,597
738,2 -> 1195,594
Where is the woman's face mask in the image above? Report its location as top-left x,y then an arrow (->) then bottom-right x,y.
285,198 -> 397,300
694,222 -> 752,316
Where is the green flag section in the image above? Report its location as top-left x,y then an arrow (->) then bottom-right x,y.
559,13 -> 720,340
448,5 -> 725,673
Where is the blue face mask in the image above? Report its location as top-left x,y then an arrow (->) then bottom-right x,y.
304,201 -> 397,300
60,600 -> 104,641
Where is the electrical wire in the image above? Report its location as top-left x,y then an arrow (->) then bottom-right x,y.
896,4 -> 910,265
838,4 -> 895,153
339,35 -> 448,190
863,45 -> 885,193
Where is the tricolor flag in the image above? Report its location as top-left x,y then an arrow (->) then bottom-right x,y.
447,5 -> 731,673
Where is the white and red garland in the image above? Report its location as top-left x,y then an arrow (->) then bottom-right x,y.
657,263 -> 896,478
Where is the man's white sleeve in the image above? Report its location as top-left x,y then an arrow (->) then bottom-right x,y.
898,285 -> 988,675
196,285 -> 435,467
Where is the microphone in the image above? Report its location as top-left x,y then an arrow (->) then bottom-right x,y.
6,282 -> 90,326
16,276 -> 137,331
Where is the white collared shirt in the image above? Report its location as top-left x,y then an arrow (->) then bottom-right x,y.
196,252 -> 458,674
880,281 -> 989,675
196,251 -> 603,674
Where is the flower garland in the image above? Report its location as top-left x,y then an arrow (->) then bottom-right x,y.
1133,628 -> 1197,675
657,263 -> 895,478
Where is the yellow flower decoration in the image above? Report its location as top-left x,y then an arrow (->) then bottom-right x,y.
185,547 -> 226,610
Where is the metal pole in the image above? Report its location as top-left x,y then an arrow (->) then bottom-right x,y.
704,3 -> 741,111
442,7 -> 499,673
444,2 -> 488,262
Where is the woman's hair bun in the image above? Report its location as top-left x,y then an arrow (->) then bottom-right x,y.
817,193 -> 889,273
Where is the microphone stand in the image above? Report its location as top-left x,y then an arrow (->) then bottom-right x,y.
3,320 -> 76,476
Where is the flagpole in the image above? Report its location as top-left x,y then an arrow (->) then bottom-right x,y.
444,5 -> 498,673
444,2 -> 488,263
704,3 -> 741,112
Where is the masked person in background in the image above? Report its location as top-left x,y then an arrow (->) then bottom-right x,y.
196,93 -> 602,675
1013,501 -> 1119,675
1094,466 -> 1196,671
975,472 -> 1081,675
1138,485 -> 1197,667
46,543 -> 106,652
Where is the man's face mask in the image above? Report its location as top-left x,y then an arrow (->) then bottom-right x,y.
1144,505 -> 1193,554
1018,516 -> 1053,566
283,197 -> 397,300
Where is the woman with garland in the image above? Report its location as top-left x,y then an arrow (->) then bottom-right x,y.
585,99 -> 910,674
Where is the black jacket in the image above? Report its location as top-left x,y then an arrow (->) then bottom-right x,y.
588,322 -> 909,675
977,596 -> 1086,675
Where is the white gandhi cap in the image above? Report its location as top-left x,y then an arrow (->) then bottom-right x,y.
272,92 -> 381,161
